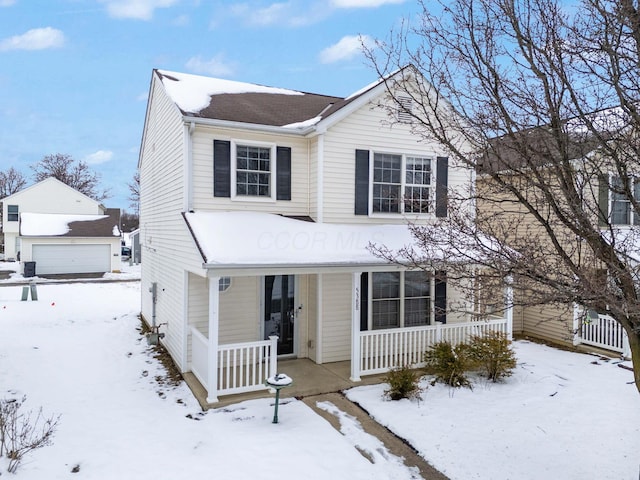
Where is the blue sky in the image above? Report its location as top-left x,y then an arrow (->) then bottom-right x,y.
0,0 -> 420,211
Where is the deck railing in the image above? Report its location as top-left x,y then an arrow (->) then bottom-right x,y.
189,327 -> 278,398
359,318 -> 509,376
579,314 -> 631,358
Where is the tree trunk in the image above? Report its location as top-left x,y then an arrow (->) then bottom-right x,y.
625,328 -> 640,394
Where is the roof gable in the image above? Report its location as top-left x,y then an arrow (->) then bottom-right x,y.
2,177 -> 102,208
153,66 -> 417,133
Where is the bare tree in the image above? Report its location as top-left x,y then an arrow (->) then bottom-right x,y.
128,171 -> 140,215
31,154 -> 109,202
0,167 -> 27,199
365,0 -> 640,392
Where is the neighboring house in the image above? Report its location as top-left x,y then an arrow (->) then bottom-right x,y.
0,177 -> 122,275
138,67 -> 512,402
476,129 -> 633,358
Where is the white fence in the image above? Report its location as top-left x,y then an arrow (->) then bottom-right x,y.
189,327 -> 278,398
578,314 -> 631,358
358,318 -> 510,376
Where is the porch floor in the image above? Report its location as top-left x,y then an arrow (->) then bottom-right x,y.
184,359 -> 388,410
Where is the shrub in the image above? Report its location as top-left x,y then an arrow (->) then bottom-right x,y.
468,331 -> 517,382
423,341 -> 474,388
383,365 -> 424,401
0,396 -> 60,473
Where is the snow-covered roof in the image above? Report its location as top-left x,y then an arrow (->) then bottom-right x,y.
157,70 -> 305,114
20,210 -> 121,237
184,211 -> 427,270
154,67 -> 415,131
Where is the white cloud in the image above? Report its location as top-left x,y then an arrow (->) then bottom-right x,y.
331,0 -> 404,7
185,54 -> 235,77
0,0 -> 16,6
228,1 -> 327,27
84,150 -> 114,165
0,27 -> 65,52
100,0 -> 178,20
319,35 -> 372,64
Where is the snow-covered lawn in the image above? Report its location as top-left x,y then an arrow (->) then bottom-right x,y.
348,342 -> 640,480
0,279 -> 638,479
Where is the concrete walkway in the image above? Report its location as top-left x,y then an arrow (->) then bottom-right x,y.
302,392 -> 449,480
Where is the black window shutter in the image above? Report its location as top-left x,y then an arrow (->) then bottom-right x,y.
436,156 -> 448,217
276,146 -> 292,201
598,174 -> 609,226
360,272 -> 369,331
213,140 -> 231,197
434,271 -> 447,324
355,150 -> 370,215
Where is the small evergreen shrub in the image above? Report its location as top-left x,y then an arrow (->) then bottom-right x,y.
469,331 -> 517,382
423,341 -> 474,388
383,365 -> 424,401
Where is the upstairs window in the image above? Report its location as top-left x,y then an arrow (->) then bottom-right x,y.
372,153 -> 433,214
213,139 -> 291,201
608,176 -> 640,226
235,144 -> 272,197
7,205 -> 18,222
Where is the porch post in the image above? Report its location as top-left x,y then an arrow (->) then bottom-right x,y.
207,276 -> 220,403
504,275 -> 513,340
572,303 -> 581,347
350,271 -> 362,382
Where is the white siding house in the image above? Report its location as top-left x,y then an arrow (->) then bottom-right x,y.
1,177 -> 122,274
138,68 -> 512,403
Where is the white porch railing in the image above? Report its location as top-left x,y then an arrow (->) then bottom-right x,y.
578,313 -> 631,358
358,318 -> 509,376
189,327 -> 278,397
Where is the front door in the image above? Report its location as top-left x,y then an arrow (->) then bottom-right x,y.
264,275 -> 295,356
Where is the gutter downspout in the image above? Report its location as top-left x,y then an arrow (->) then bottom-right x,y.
316,131 -> 325,223
184,121 -> 196,211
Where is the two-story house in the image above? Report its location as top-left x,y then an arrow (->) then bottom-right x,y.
1,177 -> 122,274
138,67 -> 512,403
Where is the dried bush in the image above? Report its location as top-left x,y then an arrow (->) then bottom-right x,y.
469,331 -> 517,382
423,341 -> 474,388
383,365 -> 424,401
0,396 -> 60,473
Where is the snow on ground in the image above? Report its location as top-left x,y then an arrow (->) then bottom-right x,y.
0,281 -> 415,479
0,260 -> 141,283
0,278 -> 638,479
347,342 -> 640,480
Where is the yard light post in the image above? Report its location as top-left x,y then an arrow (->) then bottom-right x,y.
265,373 -> 293,424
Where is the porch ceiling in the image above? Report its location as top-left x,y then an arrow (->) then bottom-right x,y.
184,211 -> 448,274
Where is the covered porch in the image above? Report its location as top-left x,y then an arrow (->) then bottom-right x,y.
183,358 -> 389,409
183,211 -> 513,404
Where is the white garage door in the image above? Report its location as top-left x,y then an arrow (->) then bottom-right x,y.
32,244 -> 111,275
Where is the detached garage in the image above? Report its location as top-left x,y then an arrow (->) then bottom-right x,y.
32,244 -> 111,275
19,209 -> 121,276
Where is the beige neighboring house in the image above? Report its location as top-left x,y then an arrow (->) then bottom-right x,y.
138,67 -> 513,403
1,177 -> 122,275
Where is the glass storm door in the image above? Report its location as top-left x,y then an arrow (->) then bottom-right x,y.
264,275 -> 295,355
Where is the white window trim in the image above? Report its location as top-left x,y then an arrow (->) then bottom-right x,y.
230,139 -> 277,202
368,150 -> 437,217
368,271 -> 435,330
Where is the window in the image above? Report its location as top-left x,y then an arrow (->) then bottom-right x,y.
7,205 -> 18,222
610,176 -> 640,225
371,271 -> 432,329
235,144 -> 272,197
219,277 -> 231,292
372,153 -> 433,214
